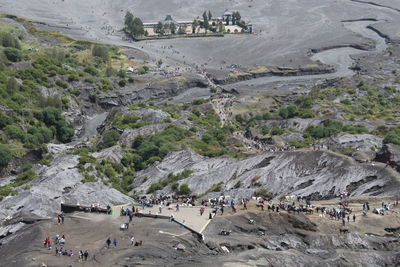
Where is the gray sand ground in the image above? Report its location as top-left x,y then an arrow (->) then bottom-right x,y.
0,0 -> 399,70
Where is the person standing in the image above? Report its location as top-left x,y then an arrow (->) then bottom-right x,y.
130,235 -> 135,245
113,238 -> 118,248
84,250 -> 89,261
106,238 -> 111,249
353,214 -> 356,222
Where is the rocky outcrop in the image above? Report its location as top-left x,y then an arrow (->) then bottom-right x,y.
125,108 -> 171,123
0,153 -> 133,221
97,76 -> 207,108
92,145 -> 124,162
281,132 -> 305,143
119,123 -> 167,147
211,64 -> 336,85
204,212 -> 400,266
263,118 -> 324,133
316,134 -> 382,151
134,149 -> 400,200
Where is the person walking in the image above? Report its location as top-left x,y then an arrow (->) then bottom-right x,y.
353,214 -> 356,222
130,235 -> 135,245
106,238 -> 111,249
342,218 -> 345,227
113,238 -> 118,248
347,216 -> 350,223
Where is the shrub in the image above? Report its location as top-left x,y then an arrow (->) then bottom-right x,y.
91,45 -> 109,62
101,130 -> 120,149
278,104 -> 298,119
270,127 -> 285,136
4,124 -> 26,142
383,128 -> 400,146
178,184 -> 191,195
68,74 -> 79,82
55,80 -> 68,89
0,144 -> 12,169
147,182 -> 163,193
254,188 -> 272,199
118,79 -> 126,87
12,169 -> 37,187
0,32 -> 21,49
192,99 -> 206,105
4,47 -> 22,62
84,66 -> 98,76
0,113 -> 12,129
39,107 -> 74,143
137,66 -> 148,74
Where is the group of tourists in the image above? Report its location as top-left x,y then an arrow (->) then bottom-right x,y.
372,201 -> 399,215
42,233 -> 89,261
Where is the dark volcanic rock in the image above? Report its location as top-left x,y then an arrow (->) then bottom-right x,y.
134,149 -> 400,200
376,143 -> 400,167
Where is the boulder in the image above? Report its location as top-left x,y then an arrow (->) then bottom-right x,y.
269,136 -> 286,147
92,145 -> 124,162
352,151 -> 376,163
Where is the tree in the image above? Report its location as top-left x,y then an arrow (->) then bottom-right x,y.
218,22 -> 225,33
202,11 -> 209,32
232,11 -> 241,25
192,20 -> 198,34
208,10 -> 212,20
131,17 -> 145,37
202,11 -> 208,22
124,12 -> 145,37
155,22 -> 164,35
124,11 -> 134,28
0,144 -> 12,169
169,22 -> 176,34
